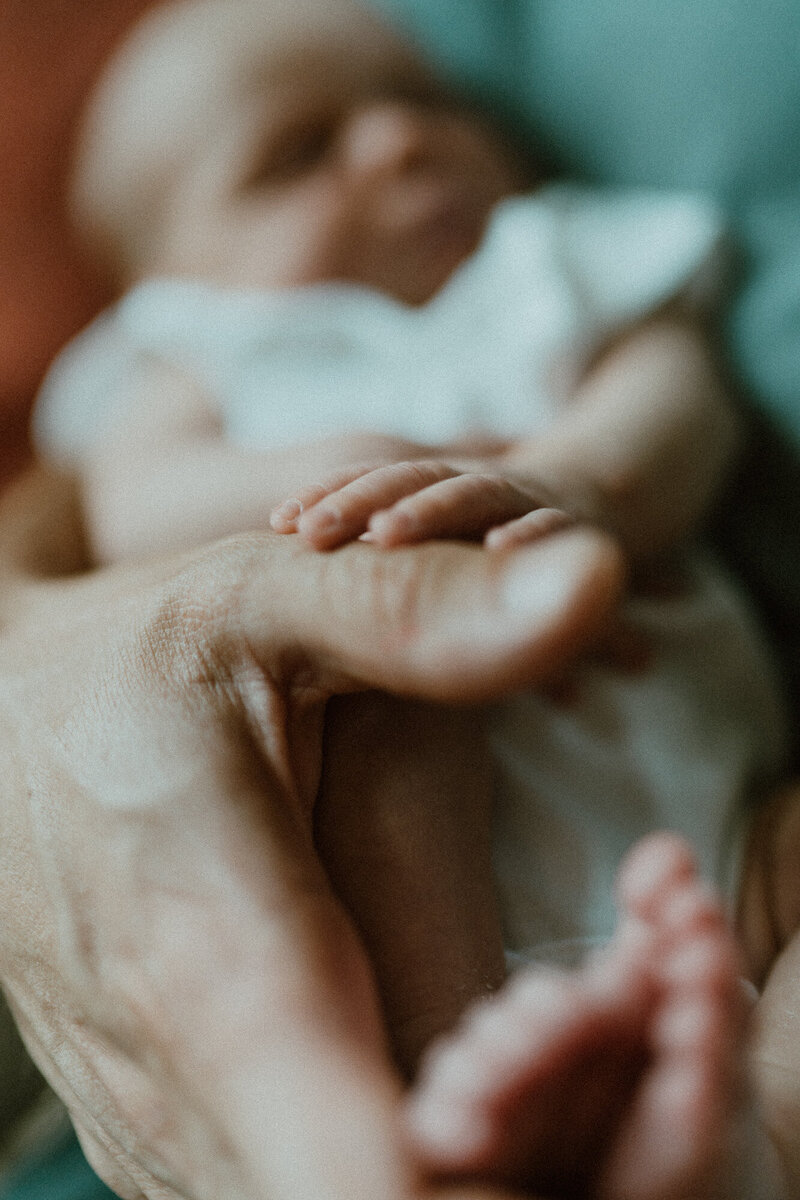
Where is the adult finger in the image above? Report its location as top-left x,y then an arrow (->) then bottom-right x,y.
210,526 -> 624,1092
228,525 -> 626,704
3,563 -> 406,1200
1,494 -> 624,1200
168,528 -> 623,1197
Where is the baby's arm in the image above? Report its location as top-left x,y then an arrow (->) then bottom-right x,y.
274,312 -> 741,561
79,357 -> 435,563
503,309 -> 742,558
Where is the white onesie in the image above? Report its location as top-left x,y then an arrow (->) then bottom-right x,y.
36,185 -> 789,959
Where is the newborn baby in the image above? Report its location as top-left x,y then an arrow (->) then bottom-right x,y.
34,0 -> 790,1194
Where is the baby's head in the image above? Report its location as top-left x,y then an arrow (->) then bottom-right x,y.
73,0 -> 527,305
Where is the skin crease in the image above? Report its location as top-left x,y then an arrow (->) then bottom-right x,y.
20,0 -> 796,1193
7,466 -> 790,1200
0,463 -> 628,1200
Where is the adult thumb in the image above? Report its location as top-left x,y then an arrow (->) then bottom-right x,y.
237,525 -> 625,704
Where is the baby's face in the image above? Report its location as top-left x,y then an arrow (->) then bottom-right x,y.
138,2 -> 525,304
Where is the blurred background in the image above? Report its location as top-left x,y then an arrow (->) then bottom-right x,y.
0,1 -> 160,485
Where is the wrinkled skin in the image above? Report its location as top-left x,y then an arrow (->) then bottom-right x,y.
0,465 -> 624,1200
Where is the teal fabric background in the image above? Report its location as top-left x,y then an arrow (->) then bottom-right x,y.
0,1130 -> 114,1200
373,0 -> 800,724
373,0 -> 800,439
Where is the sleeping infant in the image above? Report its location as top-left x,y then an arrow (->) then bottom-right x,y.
35,0 -> 791,1194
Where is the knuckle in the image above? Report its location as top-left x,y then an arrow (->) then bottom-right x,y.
135,534 -> 268,685
393,460 -> 450,487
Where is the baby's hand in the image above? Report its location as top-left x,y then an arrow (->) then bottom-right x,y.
270,459 -> 572,551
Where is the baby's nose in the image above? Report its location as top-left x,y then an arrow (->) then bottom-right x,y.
340,101 -> 429,178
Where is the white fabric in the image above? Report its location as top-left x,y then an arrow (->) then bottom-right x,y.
35,184 -> 725,459
35,185 -> 788,960
491,548 -> 787,955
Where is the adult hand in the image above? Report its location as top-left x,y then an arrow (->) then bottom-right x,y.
0,466 -> 623,1200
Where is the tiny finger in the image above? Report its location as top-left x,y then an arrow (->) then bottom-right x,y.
368,474 -> 545,548
484,508 -> 573,551
297,461 -> 461,549
270,465 -> 381,534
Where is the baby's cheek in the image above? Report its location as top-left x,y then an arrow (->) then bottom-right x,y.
234,187 -> 346,289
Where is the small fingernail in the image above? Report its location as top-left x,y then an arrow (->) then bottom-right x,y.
270,499 -> 302,528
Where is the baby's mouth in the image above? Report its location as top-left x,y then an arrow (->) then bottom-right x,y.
390,183 -> 486,263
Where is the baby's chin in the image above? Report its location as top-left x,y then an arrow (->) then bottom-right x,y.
367,219 -> 488,306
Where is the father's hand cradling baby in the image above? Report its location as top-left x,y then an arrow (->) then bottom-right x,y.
0,464 -> 623,1200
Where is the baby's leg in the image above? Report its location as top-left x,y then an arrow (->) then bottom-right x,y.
406,833 -> 748,1200
314,692 -> 505,1077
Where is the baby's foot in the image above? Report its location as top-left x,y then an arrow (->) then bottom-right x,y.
601,833 -> 746,1200
405,833 -> 747,1200
406,939 -> 654,1196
